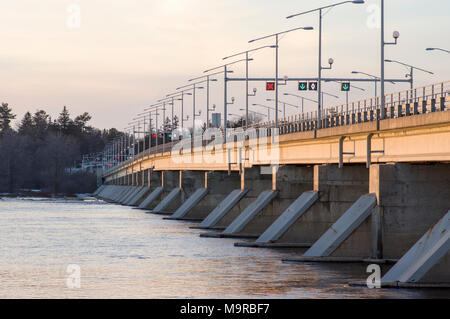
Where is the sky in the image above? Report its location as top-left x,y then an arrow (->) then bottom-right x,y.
1,0 -> 449,130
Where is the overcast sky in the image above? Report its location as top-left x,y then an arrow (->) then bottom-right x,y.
1,0 -> 449,130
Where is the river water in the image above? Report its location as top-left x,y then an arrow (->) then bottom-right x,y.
0,198 -> 447,299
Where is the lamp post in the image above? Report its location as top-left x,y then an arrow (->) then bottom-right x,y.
176,81 -> 206,136
252,103 -> 282,121
137,110 -> 155,151
239,108 -> 267,119
145,103 -> 167,149
380,0 -> 401,123
266,99 -> 300,118
188,73 -> 221,129
283,93 -> 318,113
325,79 -> 365,106
223,45 -> 276,130
352,71 -> 380,98
320,91 -> 340,114
204,58 -> 251,142
385,59 -> 434,90
249,26 -> 314,129
133,114 -> 150,151
158,96 -> 182,141
287,1 -> 364,128
167,90 -> 193,132
426,47 -> 450,54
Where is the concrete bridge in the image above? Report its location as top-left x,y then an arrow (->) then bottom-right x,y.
96,81 -> 450,287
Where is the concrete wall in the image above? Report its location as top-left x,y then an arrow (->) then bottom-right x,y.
181,170 -> 242,220
420,253 -> 450,283
278,164 -> 369,244
214,167 -> 273,228
331,163 -> 450,262
236,165 -> 314,236
372,163 -> 450,259
159,170 -> 183,213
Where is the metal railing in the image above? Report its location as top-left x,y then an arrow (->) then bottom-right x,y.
104,81 -> 449,175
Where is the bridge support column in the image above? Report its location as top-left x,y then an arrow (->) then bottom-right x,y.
370,163 -> 450,260
267,164 -> 369,245
211,167 -> 273,229
301,163 -> 450,264
170,170 -> 242,221
226,165 -> 313,238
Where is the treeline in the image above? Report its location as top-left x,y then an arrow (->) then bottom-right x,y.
0,103 -> 121,195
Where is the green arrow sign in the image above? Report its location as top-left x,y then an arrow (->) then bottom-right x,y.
341,83 -> 350,92
298,82 -> 307,91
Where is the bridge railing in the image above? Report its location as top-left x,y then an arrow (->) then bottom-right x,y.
265,81 -> 450,135
103,81 -> 449,175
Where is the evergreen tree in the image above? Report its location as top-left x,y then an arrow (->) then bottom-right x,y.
172,115 -> 179,130
74,112 -> 92,131
57,106 -> 72,133
32,110 -> 51,139
18,112 -> 34,136
0,103 -> 16,133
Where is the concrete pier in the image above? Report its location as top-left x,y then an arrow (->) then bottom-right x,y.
170,170 -> 242,221
238,164 -> 368,245
220,165 -> 313,238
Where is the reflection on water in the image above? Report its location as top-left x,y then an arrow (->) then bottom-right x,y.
0,198 -> 447,299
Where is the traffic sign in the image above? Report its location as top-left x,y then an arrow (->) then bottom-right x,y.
341,83 -> 350,92
308,82 -> 318,91
266,82 -> 275,91
298,82 -> 308,91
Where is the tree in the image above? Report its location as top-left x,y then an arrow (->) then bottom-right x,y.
74,112 -> 92,132
36,133 -> 79,194
0,103 -> 16,133
57,106 -> 72,133
18,112 -> 34,136
163,117 -> 171,132
172,115 -> 180,130
0,102 -> 120,194
32,110 -> 51,139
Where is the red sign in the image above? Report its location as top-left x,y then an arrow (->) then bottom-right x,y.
266,82 -> 275,91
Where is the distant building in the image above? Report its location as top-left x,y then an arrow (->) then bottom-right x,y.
211,113 -> 221,128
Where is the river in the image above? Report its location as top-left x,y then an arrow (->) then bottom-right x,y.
0,198 -> 447,299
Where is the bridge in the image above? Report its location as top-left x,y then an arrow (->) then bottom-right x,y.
96,81 -> 450,287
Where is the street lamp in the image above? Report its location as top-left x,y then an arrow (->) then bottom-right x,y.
188,73 -> 220,129
426,47 -> 450,54
223,45 -> 276,130
283,93 -> 318,113
137,110 -> 156,151
265,99 -> 300,118
239,108 -> 267,118
176,81 -> 206,135
287,1 -> 364,128
167,90 -> 192,131
380,0 -> 401,122
325,79 -> 365,107
204,58 -> 251,141
249,26 -> 314,128
145,102 -> 167,149
385,59 -> 434,89
252,103 -> 282,121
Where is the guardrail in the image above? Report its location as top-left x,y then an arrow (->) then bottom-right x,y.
256,81 -> 450,134
103,81 -> 450,175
